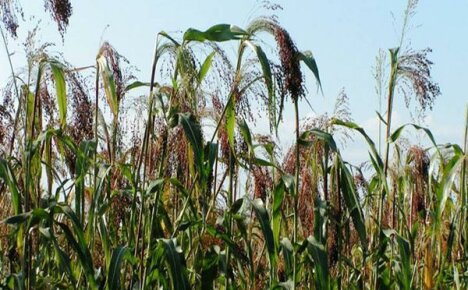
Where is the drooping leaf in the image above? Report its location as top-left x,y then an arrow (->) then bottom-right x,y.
49,60 -> 67,128
299,129 -> 337,152
298,50 -> 322,91
436,153 -> 464,223
389,123 -> 441,159
178,113 -> 204,178
184,24 -> 247,42
332,119 -> 383,170
124,81 -> 151,92
339,159 -> 367,251
243,40 -> 275,131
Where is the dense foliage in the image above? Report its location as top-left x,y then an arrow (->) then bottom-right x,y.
0,2 -> 467,289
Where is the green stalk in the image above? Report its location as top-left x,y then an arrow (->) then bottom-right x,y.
462,105 -> 468,253
382,47 -> 399,223
22,62 -> 44,290
136,39 -> 159,288
293,99 -> 300,289
142,125 -> 168,286
336,156 -> 343,290
375,47 -> 398,288
225,150 -> 234,289
88,63 -> 100,258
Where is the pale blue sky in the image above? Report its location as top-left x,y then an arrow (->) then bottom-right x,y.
1,1 -> 466,162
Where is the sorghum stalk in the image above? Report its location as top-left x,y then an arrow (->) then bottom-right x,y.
293,98 -> 300,289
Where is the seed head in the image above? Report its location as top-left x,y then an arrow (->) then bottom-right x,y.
252,165 -> 272,202
408,145 -> 429,222
398,48 -> 441,112
0,0 -> 22,37
298,167 -> 315,237
44,0 -> 73,37
274,26 -> 304,101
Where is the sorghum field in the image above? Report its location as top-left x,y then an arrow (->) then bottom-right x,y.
0,1 -> 466,289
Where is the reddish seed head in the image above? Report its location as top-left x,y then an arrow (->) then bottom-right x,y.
274,27 -> 304,101
252,165 -> 272,202
44,0 -> 73,37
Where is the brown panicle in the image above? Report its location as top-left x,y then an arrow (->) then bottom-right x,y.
274,26 -> 304,101
298,166 -> 315,238
212,95 -> 230,161
252,165 -> 272,203
98,42 -> 125,102
63,72 -> 93,174
0,87 -> 14,149
398,48 -> 441,112
408,145 -> 429,225
44,0 -> 73,37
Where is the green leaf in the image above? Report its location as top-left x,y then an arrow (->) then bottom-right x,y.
382,230 -> 411,290
146,178 -> 165,195
272,182 -> 285,248
298,51 -> 322,91
332,119 -> 383,170
97,55 -> 119,117
389,123 -> 442,161
339,159 -> 367,251
436,153 -> 464,223
198,51 -> 216,84
390,123 -> 437,147
49,61 -> 67,128
206,225 -> 248,263
376,111 -> 387,125
124,81 -> 151,92
306,236 -> 330,290
396,235 -> 412,290
178,113 -> 204,178
158,31 -> 181,46
0,158 -> 21,215
238,119 -> 253,156
225,96 -> 236,150
53,241 -> 76,284
299,129 -> 337,152
183,24 -> 247,42
230,198 -> 244,214
280,238 -> 293,279
56,221 -> 97,287
243,40 -> 275,130
158,238 -> 190,290
281,174 -> 295,193
252,158 -> 278,168
251,198 -> 277,268
3,212 -> 30,225
106,246 -> 129,290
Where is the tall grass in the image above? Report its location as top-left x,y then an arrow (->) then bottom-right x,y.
0,5 -> 467,290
